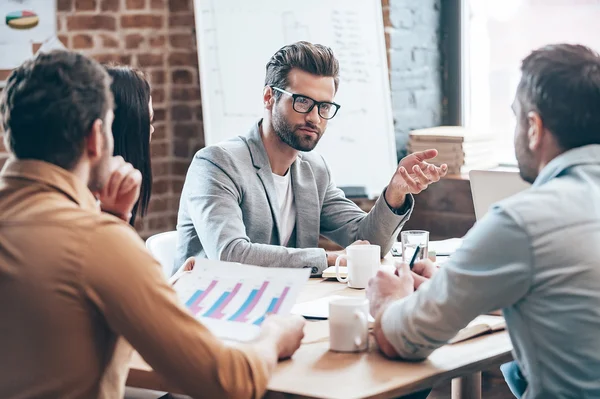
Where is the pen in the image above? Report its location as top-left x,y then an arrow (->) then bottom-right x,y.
409,245 -> 420,270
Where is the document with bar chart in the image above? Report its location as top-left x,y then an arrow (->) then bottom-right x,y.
173,259 -> 311,342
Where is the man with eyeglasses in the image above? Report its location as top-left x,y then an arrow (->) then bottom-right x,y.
175,41 -> 447,275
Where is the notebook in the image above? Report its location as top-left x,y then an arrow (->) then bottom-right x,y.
322,266 -> 347,279
449,315 -> 506,344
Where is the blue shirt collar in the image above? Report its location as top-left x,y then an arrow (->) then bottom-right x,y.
533,144 -> 600,187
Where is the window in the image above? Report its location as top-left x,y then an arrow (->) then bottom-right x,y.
461,0 -> 600,165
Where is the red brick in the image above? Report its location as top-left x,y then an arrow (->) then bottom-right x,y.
171,87 -> 200,101
67,15 -> 116,31
171,179 -> 184,194
151,0 -> 166,9
169,14 -> 195,27
58,35 -> 69,47
151,159 -> 170,176
0,157 -> 8,170
148,197 -> 169,213
152,179 -> 170,196
171,69 -> 193,84
126,0 -> 147,9
175,121 -> 204,139
0,137 -> 6,152
173,137 -> 190,158
121,15 -> 163,29
151,125 -> 167,140
101,0 -> 120,11
93,54 -> 132,65
168,52 -> 197,67
153,108 -> 167,122
193,137 -> 205,151
174,122 -> 199,141
151,141 -> 169,158
100,34 -> 120,48
75,0 -> 97,10
151,88 -> 166,103
137,53 -> 164,67
57,17 -> 62,32
58,0 -> 73,11
381,0 -> 389,7
169,0 -> 190,12
125,33 -> 144,49
195,106 -> 203,121
169,33 -> 194,49
382,7 -> 391,28
168,197 -> 179,213
148,214 -> 171,230
172,159 -> 191,176
385,32 -> 391,53
149,34 -> 166,47
150,70 -> 166,85
171,105 -> 193,121
72,34 -> 94,49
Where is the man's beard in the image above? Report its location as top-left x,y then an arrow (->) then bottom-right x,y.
88,134 -> 112,193
515,129 -> 537,184
272,109 -> 323,152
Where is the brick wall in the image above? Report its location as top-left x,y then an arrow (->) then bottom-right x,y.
0,0 -> 204,239
385,0 -> 443,159
0,0 -> 443,239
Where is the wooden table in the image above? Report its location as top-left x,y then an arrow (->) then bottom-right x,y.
127,274 -> 513,399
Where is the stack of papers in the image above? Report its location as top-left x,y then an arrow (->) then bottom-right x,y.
408,126 -> 498,174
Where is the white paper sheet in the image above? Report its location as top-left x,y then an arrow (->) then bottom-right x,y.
0,43 -> 33,70
173,259 -> 311,342
428,238 -> 464,256
0,0 -> 57,45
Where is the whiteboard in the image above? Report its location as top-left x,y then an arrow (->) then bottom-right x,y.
194,0 -> 397,197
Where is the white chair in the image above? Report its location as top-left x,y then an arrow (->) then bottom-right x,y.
146,231 -> 178,278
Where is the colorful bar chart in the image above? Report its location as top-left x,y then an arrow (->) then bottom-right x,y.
272,286 -> 289,314
253,286 -> 290,326
229,281 -> 269,322
185,280 -> 218,315
203,283 -> 242,319
173,260 -> 310,342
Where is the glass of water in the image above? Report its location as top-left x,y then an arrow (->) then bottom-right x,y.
401,230 -> 429,264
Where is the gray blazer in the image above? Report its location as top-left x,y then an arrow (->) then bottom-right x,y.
174,121 -> 412,274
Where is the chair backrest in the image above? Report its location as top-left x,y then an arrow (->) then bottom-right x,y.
145,231 -> 178,278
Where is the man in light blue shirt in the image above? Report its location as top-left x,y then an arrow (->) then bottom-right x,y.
367,43 -> 600,398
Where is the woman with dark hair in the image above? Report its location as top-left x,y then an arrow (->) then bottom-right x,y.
104,65 -> 193,285
105,65 -> 154,226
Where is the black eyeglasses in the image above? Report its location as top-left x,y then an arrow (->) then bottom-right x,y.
271,86 -> 341,120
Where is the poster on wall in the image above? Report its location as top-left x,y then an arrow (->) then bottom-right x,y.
0,0 -> 57,87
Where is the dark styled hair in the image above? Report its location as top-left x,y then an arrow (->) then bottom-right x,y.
265,41 -> 340,98
104,65 -> 152,226
517,44 -> 600,150
0,50 -> 113,169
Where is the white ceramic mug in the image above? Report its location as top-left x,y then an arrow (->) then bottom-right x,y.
334,244 -> 380,289
329,297 -> 369,352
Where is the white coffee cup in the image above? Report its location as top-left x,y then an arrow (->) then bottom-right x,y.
329,297 -> 369,352
335,244 -> 380,289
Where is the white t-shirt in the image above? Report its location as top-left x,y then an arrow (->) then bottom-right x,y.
271,171 -> 296,246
